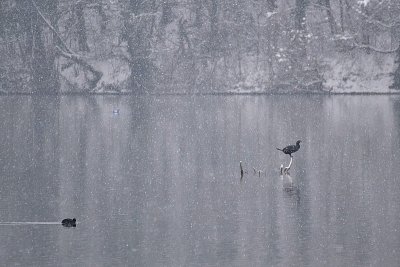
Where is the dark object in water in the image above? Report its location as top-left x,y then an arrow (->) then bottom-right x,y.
240,161 -> 244,179
62,218 -> 76,227
276,140 -> 301,157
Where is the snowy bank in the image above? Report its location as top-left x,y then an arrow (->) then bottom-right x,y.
228,50 -> 399,95
323,50 -> 398,94
57,49 -> 400,95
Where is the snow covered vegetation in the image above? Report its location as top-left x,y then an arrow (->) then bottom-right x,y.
0,0 -> 399,94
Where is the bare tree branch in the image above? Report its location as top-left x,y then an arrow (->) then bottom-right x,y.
31,0 -> 74,54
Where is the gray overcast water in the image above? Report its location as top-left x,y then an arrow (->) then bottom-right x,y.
0,95 -> 399,266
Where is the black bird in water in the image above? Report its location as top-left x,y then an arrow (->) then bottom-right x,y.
277,140 -> 302,157
62,218 -> 76,227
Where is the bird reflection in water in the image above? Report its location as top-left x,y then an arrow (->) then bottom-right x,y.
280,167 -> 300,204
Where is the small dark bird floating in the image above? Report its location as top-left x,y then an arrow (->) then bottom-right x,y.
61,218 -> 76,227
277,140 -> 301,157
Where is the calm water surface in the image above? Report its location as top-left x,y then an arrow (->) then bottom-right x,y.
0,95 -> 399,266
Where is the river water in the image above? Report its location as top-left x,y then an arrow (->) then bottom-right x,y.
0,95 -> 399,266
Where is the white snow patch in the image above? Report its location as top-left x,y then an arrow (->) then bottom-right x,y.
357,0 -> 370,6
94,58 -> 130,92
266,12 -> 277,18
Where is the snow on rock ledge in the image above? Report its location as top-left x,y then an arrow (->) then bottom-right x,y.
93,58 -> 130,93
323,50 -> 398,94
60,57 -> 130,93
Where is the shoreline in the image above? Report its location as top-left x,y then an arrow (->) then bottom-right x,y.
1,90 -> 400,96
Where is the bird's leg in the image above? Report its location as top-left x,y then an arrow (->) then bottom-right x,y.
284,157 -> 293,174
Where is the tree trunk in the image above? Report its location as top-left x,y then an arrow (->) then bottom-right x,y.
193,0 -> 203,27
0,2 -> 4,37
95,3 -> 108,32
294,0 -> 308,62
124,0 -> 154,93
160,0 -> 173,25
360,4 -> 370,46
295,0 -> 307,31
209,0 -> 219,55
339,0 -> 345,32
75,2 -> 90,52
324,0 -> 337,35
28,0 -> 60,94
